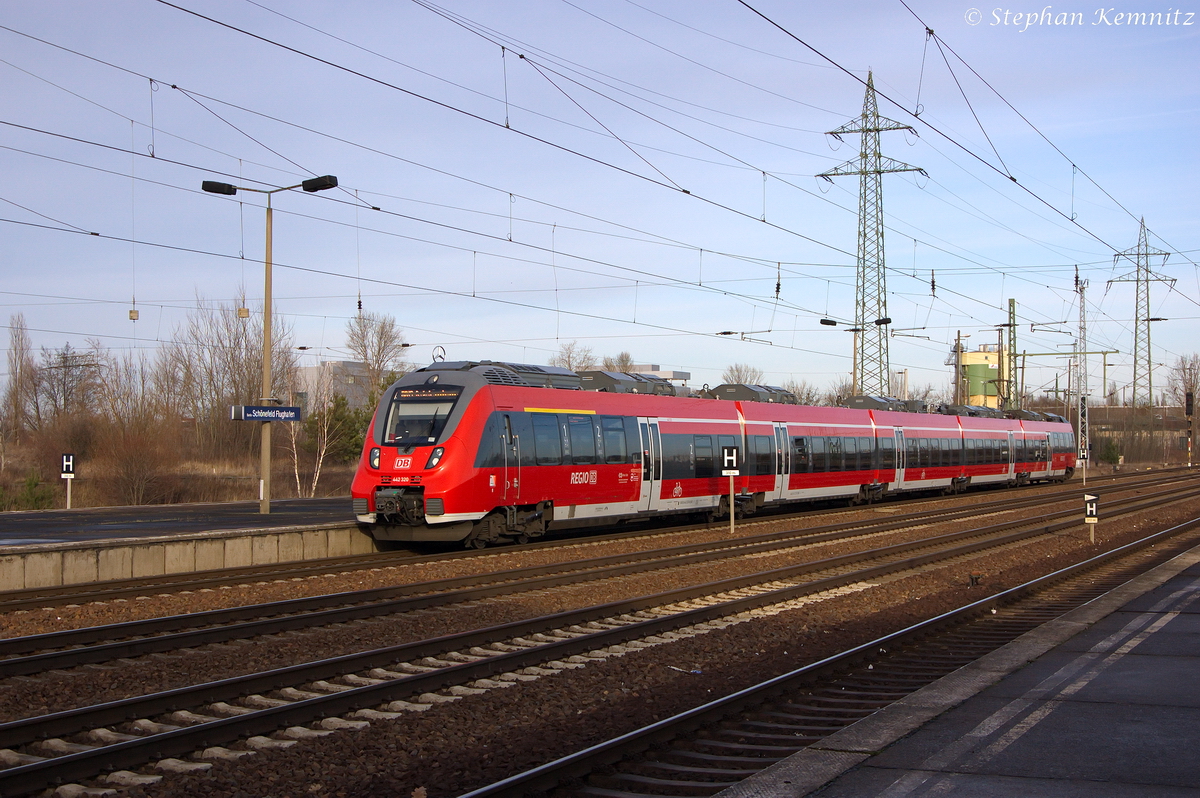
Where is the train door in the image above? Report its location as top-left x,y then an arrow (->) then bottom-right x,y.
770,422 -> 789,502
1006,431 -> 1016,479
638,418 -> 664,513
894,429 -> 907,489
500,414 -> 521,503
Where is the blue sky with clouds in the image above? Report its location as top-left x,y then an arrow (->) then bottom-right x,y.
1,0 -> 1196,398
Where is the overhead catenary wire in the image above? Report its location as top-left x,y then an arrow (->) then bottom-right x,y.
0,21 -> 1131,293
2,5 -> 1190,386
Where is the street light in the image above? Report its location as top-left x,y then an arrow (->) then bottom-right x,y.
202,175 -> 338,513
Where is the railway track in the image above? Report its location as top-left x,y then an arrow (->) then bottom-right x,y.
0,467 -> 1177,614
461,515 -> 1200,797
1,478 -> 1197,796
3,474 -> 1190,677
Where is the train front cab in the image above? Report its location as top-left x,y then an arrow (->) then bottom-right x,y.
352,370 -> 495,543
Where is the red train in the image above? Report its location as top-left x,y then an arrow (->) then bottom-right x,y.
351,361 -> 1077,547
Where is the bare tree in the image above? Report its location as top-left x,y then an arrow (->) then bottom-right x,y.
36,343 -> 100,421
601,351 -> 635,372
721,362 -> 764,385
92,345 -> 176,505
549,341 -> 596,372
344,312 -> 410,397
287,368 -> 330,499
781,378 -> 822,406
909,382 -> 951,407
156,292 -> 297,461
822,376 -> 854,406
3,314 -> 38,468
1167,354 -> 1199,407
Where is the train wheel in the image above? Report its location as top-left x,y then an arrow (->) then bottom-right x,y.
466,512 -> 506,549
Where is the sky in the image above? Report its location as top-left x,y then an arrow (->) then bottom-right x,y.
1,0 -> 1197,401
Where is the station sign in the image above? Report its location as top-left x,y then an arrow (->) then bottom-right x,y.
721,446 -> 739,476
230,405 -> 302,422
1084,493 -> 1099,524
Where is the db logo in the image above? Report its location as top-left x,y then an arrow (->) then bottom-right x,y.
570,470 -> 598,485
672,483 -> 683,498
394,457 -> 412,469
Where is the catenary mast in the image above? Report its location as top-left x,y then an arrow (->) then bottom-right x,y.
819,72 -> 925,396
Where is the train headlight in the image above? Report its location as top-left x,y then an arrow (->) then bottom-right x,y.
369,447 -> 381,469
425,446 -> 445,469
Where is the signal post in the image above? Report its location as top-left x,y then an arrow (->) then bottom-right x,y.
722,446 -> 739,535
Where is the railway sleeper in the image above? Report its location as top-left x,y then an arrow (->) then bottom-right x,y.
595,771 -> 738,793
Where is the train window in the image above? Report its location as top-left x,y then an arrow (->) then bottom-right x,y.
826,437 -> 843,472
474,413 -> 504,468
810,436 -> 827,472
792,436 -> 810,473
858,437 -> 873,470
532,414 -> 562,466
640,422 -> 651,478
751,435 -> 774,475
623,417 -> 641,464
650,425 -> 662,480
569,416 -> 596,465
661,434 -> 693,480
695,435 -> 714,479
382,385 -> 462,446
560,418 -> 573,462
508,413 -> 536,467
601,417 -> 627,464
878,436 -> 895,469
844,437 -> 858,471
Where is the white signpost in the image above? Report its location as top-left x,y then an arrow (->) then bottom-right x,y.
1084,493 -> 1099,544
60,453 -> 75,510
722,446 -> 739,535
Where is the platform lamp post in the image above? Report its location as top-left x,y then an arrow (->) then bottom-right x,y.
202,175 -> 338,513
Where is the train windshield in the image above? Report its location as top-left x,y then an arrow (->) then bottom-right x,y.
382,385 -> 462,446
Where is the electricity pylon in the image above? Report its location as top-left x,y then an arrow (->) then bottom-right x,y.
819,71 -> 925,397
1006,298 -> 1019,409
1076,271 -> 1089,460
1108,219 -> 1173,407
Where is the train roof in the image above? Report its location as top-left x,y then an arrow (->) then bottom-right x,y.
396,361 -> 1073,427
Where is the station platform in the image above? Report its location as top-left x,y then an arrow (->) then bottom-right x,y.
0,498 -> 377,591
719,540 -> 1200,797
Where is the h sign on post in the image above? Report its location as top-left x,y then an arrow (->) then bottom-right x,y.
721,446 -> 740,476
722,446 -> 739,536
61,453 -> 75,510
1084,493 -> 1099,543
